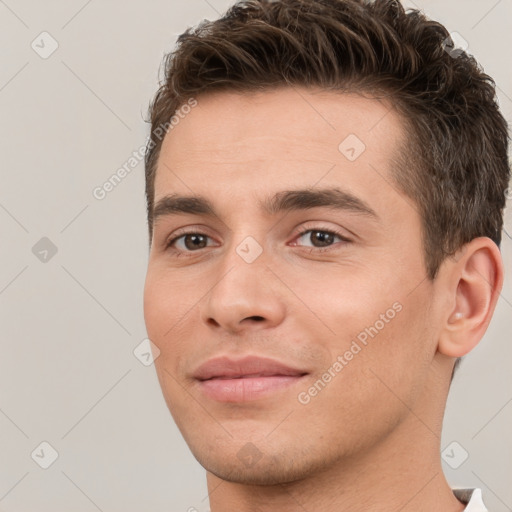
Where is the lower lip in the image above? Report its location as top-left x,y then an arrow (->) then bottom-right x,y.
198,375 -> 305,402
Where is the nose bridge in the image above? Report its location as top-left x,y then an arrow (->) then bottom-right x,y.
218,212 -> 269,271
211,231 -> 269,304
200,231 -> 285,332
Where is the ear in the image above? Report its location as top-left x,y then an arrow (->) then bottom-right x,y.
437,237 -> 504,358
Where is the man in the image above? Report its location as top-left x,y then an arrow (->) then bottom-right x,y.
142,0 -> 510,510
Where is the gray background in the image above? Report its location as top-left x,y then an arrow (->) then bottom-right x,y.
0,0 -> 510,510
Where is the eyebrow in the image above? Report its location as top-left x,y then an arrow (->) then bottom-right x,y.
152,188 -> 379,224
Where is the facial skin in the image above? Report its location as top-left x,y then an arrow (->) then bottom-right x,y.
143,87 -> 503,511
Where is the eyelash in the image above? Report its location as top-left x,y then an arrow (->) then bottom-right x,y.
164,226 -> 351,256
292,227 -> 351,253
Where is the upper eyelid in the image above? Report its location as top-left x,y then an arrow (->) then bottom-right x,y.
296,226 -> 350,237
292,228 -> 352,248
168,225 -> 346,240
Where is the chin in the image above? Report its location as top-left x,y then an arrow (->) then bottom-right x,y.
205,462 -> 311,486
191,442 -> 332,486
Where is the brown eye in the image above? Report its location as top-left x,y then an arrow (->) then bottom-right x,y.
308,231 -> 336,247
166,232 -> 213,252
294,228 -> 349,250
182,234 -> 208,250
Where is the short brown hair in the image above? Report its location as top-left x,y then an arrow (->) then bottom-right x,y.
145,0 -> 510,281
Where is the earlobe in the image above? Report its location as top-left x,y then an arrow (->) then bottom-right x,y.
438,237 -> 504,358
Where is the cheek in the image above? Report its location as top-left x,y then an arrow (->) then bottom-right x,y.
304,262 -> 433,377
143,275 -> 167,340
292,294 -> 434,447
143,269 -> 200,379
296,267 -> 397,335
337,282 -> 436,410
143,268 -> 192,338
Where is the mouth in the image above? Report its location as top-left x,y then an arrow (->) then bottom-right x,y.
193,355 -> 309,402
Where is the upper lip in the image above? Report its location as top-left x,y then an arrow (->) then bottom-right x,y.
193,355 -> 308,381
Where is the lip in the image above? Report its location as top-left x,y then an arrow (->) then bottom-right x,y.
193,355 -> 308,402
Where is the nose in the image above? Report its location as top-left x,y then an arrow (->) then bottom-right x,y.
199,241 -> 286,335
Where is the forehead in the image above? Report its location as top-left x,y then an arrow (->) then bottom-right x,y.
163,87 -> 402,152
154,87 -> 407,212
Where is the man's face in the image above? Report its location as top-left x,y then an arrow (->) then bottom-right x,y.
144,88 -> 444,484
